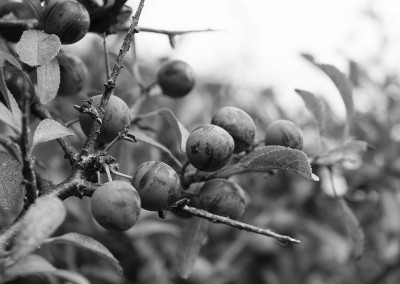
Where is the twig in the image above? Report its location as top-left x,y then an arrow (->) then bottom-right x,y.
104,164 -> 113,182
110,167 -> 133,180
137,27 -> 219,36
103,32 -> 110,80
80,0 -> 146,155
20,81 -> 37,208
0,18 -> 38,31
174,202 -> 300,244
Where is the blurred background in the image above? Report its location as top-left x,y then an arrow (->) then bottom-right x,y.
4,0 -> 400,283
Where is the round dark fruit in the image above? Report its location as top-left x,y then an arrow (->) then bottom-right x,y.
79,94 -> 131,144
211,106 -> 256,153
91,180 -> 141,231
57,52 -> 88,96
186,124 -> 234,172
264,119 -> 303,150
157,60 -> 195,98
131,161 -> 181,211
199,178 -> 246,219
40,0 -> 90,44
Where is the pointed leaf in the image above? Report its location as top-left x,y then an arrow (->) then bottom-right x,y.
236,146 -> 318,181
158,108 -> 189,152
43,233 -> 123,275
11,196 -> 66,262
337,197 -> 365,258
176,218 -> 209,278
35,58 -> 60,104
3,254 -> 56,282
0,152 -> 24,209
16,30 -> 61,67
31,119 -> 74,151
295,89 -> 325,135
315,64 -> 354,119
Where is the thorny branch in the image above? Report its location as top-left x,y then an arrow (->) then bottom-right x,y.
173,200 -> 300,244
80,0 -> 146,155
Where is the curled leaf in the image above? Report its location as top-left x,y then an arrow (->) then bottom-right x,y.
43,233 -> 123,274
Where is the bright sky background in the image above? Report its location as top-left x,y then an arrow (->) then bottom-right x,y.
125,0 -> 400,118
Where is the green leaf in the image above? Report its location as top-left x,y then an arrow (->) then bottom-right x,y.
2,254 -> 56,282
16,30 -> 61,67
158,108 -> 189,153
176,218 -> 209,279
295,89 -> 325,135
0,101 -> 20,133
31,119 -> 74,151
236,146 -> 318,181
43,233 -> 123,275
0,152 -> 24,209
35,58 -> 60,104
11,196 -> 66,262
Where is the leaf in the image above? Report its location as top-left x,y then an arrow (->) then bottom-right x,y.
43,233 -> 123,275
176,218 -> 209,279
337,197 -> 365,258
49,270 -> 90,284
315,64 -> 354,119
0,38 -> 21,68
1,66 -> 24,122
236,146 -> 318,181
133,130 -> 182,167
11,196 -> 66,262
314,140 -> 370,166
0,101 -> 20,133
158,108 -> 189,152
35,58 -> 60,104
31,119 -> 74,151
0,151 -> 24,210
295,89 -> 325,135
16,30 -> 61,67
2,254 -> 56,282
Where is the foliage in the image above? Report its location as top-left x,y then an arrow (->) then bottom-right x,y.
0,1 -> 397,284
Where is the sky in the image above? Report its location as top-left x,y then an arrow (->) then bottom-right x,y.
125,0 -> 400,118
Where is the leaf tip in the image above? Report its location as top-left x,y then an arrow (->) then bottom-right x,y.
312,173 -> 320,181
